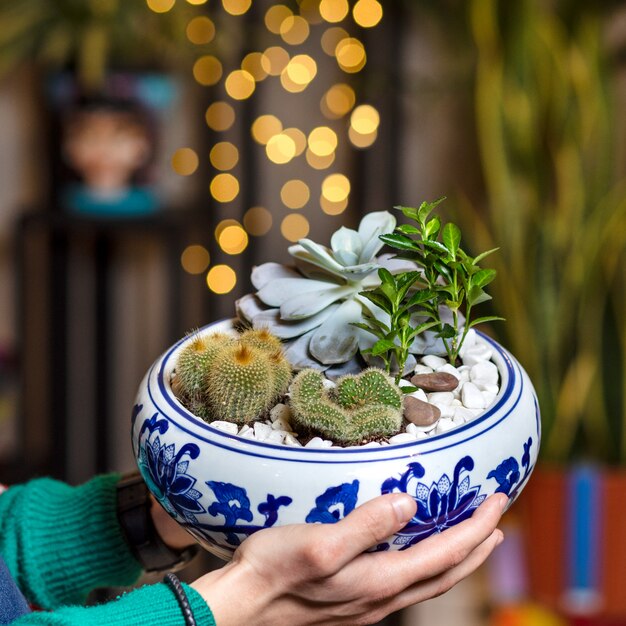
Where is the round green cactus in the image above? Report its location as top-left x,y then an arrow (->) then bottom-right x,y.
173,327 -> 293,424
174,332 -> 234,400
289,368 -> 404,445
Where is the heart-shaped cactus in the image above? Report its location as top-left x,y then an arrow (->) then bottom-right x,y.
289,368 -> 403,445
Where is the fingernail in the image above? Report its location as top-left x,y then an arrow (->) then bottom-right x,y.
392,495 -> 415,524
497,494 -> 509,512
495,531 -> 505,546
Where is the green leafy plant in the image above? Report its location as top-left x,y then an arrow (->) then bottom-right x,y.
355,199 -> 503,381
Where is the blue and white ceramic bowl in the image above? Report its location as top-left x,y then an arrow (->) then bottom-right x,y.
132,319 -> 540,561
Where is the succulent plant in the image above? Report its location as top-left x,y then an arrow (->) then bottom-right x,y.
173,329 -> 292,424
237,211 -> 417,372
289,368 -> 403,445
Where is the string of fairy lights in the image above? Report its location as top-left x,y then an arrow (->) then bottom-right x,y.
147,0 -> 383,294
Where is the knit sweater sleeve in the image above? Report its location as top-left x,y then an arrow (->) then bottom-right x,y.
0,473 -> 142,608
10,582 -> 216,626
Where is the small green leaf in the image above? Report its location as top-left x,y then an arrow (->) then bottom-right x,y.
442,222 -> 461,259
424,216 -> 441,240
360,291 -> 393,314
394,205 -> 420,221
371,339 -> 397,356
438,323 -> 457,339
400,385 -> 419,395
396,224 -> 422,236
470,268 -> 497,289
467,286 -> 492,306
468,316 -> 505,328
351,322 -> 384,339
407,320 -> 439,340
473,247 -> 500,265
379,233 -> 419,252
421,240 -> 448,255
406,289 -> 434,307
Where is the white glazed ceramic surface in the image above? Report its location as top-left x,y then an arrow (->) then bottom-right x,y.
132,319 -> 540,561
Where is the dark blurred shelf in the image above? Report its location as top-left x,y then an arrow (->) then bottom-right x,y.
14,207 -> 216,482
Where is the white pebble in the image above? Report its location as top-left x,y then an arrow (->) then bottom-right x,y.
305,437 -> 326,448
360,441 -> 382,448
271,418 -> 293,432
453,407 -> 476,422
414,430 -> 429,439
270,403 -> 292,422
432,403 -> 456,419
482,391 -> 497,407
436,363 -> 461,381
210,420 -> 239,435
470,361 -> 499,385
321,440 -> 334,448
452,414 -> 467,425
406,421 -> 438,434
474,382 -> 499,394
253,422 -> 272,441
322,378 -> 337,390
435,418 -> 456,434
283,434 -> 302,447
427,392 -> 455,406
458,329 -> 477,356
461,342 -> 493,367
461,383 -> 487,409
239,428 -> 257,440
265,430 -> 286,444
422,354 -> 447,369
412,364 -> 434,375
389,432 -> 418,444
405,388 -> 428,402
238,424 -> 252,436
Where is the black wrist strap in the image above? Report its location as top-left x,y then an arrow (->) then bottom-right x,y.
164,573 -> 197,626
116,473 -> 199,573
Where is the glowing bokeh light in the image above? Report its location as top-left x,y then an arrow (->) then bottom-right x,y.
171,148 -> 199,176
322,173 -> 351,202
225,69 -> 255,100
187,0 -> 208,4
280,15 -> 310,46
243,206 -> 273,236
210,142 -> 239,171
266,133 -> 297,164
281,214 -> 310,242
186,17 -> 215,44
308,126 -> 337,157
321,83 -> 356,119
321,27 -> 349,56
353,0 -> 383,28
350,104 -> 380,134
181,245 -> 210,274
207,265 -> 237,294
282,127 -> 307,156
146,0 -> 175,13
251,115 -> 283,145
285,54 -> 317,85
261,46 -> 290,76
320,194 -> 349,215
265,5 -> 293,34
242,52 -> 268,81
222,0 -> 251,16
193,55 -> 223,86
281,179 -> 310,209
205,102 -> 235,131
215,219 -> 240,239
319,0 -> 349,23
210,173 -> 240,202
306,149 -> 335,170
335,38 -> 366,73
349,126 -> 378,148
218,223 -> 249,255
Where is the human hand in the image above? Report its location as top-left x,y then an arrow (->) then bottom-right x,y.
150,495 -> 197,551
191,492 -> 507,625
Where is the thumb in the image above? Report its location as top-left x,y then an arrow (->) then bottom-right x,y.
329,494 -> 416,567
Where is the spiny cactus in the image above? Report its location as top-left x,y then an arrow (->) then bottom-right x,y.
289,368 -> 403,445
173,328 -> 293,425
173,332 -> 235,399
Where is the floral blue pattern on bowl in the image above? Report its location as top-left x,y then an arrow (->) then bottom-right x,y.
132,319 -> 540,561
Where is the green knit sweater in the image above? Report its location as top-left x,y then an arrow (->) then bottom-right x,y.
0,474 -> 216,625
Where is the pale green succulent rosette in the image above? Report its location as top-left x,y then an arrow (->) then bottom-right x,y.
237,211 -> 414,371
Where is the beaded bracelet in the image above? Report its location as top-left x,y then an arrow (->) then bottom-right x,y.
163,572 -> 197,626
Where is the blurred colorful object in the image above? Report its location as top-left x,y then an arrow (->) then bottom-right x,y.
490,605 -> 567,626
